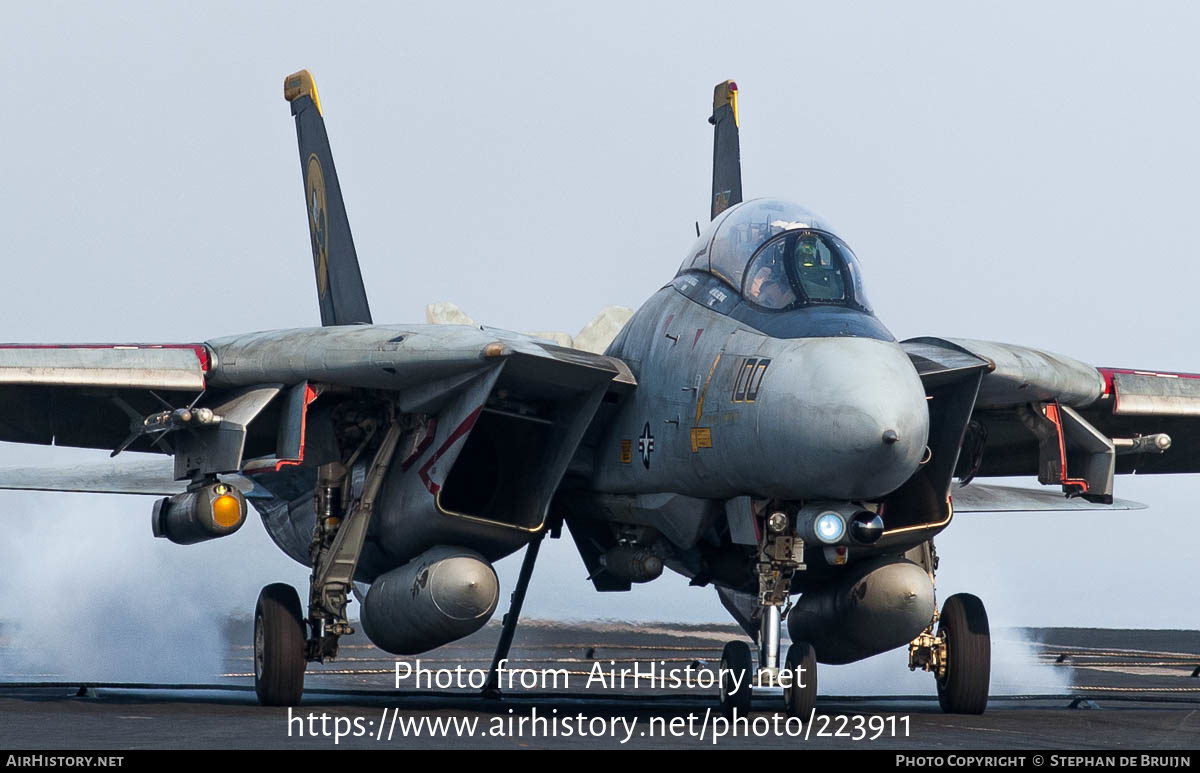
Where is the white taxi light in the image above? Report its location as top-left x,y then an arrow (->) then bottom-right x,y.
815,512 -> 846,544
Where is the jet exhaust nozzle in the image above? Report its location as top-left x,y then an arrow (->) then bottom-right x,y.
359,545 -> 499,655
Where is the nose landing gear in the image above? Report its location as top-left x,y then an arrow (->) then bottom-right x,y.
719,640 -> 752,718
716,606 -> 819,720
717,507 -> 818,719
783,641 -> 817,718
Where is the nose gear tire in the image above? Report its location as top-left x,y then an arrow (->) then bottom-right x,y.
719,640 -> 753,719
783,641 -> 818,718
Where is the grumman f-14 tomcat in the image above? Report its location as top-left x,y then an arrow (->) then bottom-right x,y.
1,71 -> 1192,716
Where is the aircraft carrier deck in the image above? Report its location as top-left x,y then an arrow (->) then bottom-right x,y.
1,621 -> 1197,749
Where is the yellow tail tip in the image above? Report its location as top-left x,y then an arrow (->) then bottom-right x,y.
284,69 -> 322,115
713,79 -> 738,127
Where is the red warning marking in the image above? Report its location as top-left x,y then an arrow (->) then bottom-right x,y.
399,418 -> 439,472
0,343 -> 210,372
418,406 -> 483,495
1098,366 -> 1200,396
272,384 -> 320,471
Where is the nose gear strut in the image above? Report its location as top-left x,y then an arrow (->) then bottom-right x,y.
717,506 -> 818,719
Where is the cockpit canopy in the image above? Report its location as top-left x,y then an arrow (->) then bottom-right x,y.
678,198 -> 871,312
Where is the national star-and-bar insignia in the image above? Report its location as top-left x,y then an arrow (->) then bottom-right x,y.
638,422 -> 655,469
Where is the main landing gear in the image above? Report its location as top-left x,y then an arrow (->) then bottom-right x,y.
718,508 -> 817,719
254,405 -> 409,706
909,592 -> 991,714
254,583 -> 306,706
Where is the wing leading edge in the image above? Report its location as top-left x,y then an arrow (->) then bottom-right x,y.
0,325 -> 635,493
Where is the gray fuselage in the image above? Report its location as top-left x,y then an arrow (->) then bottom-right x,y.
594,285 -> 929,502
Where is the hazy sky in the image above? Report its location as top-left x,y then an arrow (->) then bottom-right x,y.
2,3 -> 1199,681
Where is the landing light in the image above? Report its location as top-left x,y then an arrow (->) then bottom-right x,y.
814,512 -> 845,544
850,511 -> 885,544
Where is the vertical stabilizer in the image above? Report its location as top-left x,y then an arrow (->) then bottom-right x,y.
709,80 -> 743,220
284,70 -> 373,326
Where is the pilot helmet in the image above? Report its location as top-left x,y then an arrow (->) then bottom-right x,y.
796,236 -> 819,267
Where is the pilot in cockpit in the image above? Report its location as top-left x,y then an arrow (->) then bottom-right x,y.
794,234 -> 843,300
747,262 -> 792,308
796,235 -> 821,268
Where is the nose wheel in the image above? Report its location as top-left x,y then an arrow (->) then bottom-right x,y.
717,635 -> 820,719
783,641 -> 817,718
718,640 -> 753,718
254,583 -> 307,706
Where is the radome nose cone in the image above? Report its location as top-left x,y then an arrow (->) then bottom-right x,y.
769,338 -> 929,499
429,556 -> 500,621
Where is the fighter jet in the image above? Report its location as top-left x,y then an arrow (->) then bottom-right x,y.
0,72 -> 1191,716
